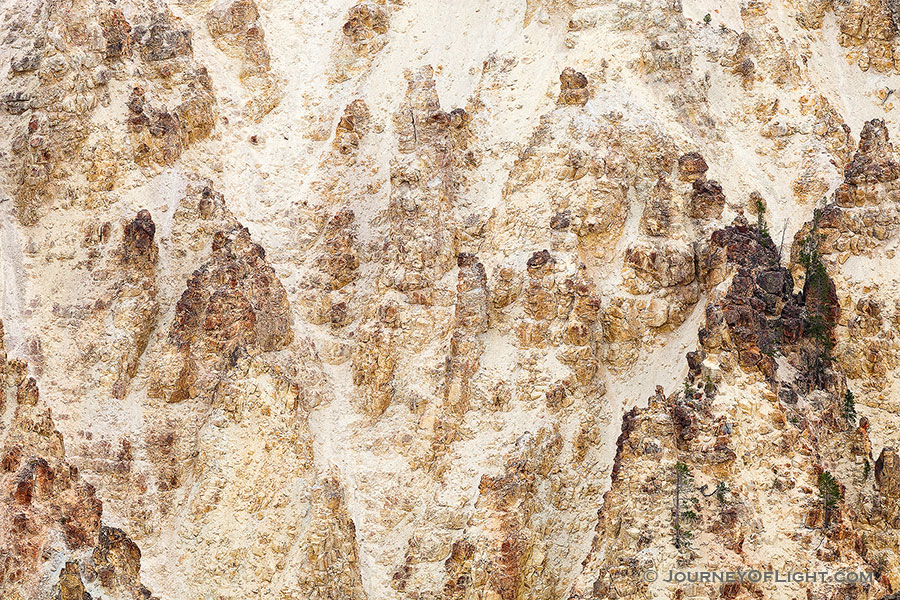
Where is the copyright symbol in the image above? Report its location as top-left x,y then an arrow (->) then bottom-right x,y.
643,569 -> 658,582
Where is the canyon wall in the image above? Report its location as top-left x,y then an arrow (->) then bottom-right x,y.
2,0 -> 900,598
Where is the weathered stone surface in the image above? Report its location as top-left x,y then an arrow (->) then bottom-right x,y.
316,208 -> 360,290
91,526 -> 143,592
558,67 -> 590,105
573,211 -> 895,598
677,151 -> 708,182
640,176 -> 674,236
5,1 -> 900,598
688,178 -> 726,220
0,322 -> 154,600
206,0 -> 280,119
334,99 -> 371,154
330,1 -> 391,82
57,561 -> 89,600
795,0 -> 900,74
343,3 -> 389,43
152,225 -> 293,403
876,447 -> 900,498
623,241 -> 696,292
4,2 -> 217,224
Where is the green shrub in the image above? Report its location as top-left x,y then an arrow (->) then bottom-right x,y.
715,482 -> 729,503
683,378 -> 697,398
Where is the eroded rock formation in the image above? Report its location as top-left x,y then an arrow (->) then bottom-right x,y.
3,0 -> 900,598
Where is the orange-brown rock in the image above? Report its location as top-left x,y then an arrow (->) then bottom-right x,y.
558,67 -> 590,105
316,209 -> 360,290
154,225 -> 292,402
677,152 -> 709,182
5,2 -> 900,598
0,321 -> 154,600
334,99 -> 372,154
91,526 -> 144,593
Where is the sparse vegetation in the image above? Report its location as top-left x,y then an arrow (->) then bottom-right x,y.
805,314 -> 833,351
798,209 -> 835,383
702,481 -> 729,503
683,378 -> 697,399
704,13 -> 712,24
674,462 -> 699,549
818,471 -> 842,528
754,195 -> 771,241
843,389 -> 857,425
798,209 -> 824,278
715,482 -> 729,503
799,209 -> 832,312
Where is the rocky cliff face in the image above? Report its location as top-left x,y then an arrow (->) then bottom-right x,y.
3,0 -> 900,598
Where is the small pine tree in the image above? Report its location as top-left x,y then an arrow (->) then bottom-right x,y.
798,209 -> 834,380
754,195 -> 770,240
799,211 -> 822,274
704,13 -> 712,24
799,208 -> 830,299
843,389 -> 857,425
818,471 -> 841,528
674,462 -> 695,549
